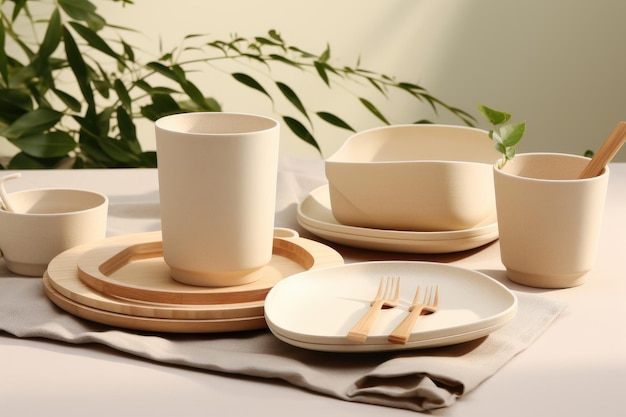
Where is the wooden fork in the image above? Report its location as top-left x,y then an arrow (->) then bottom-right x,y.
388,285 -> 439,344
347,276 -> 400,343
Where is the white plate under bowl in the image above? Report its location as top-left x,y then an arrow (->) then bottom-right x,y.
264,261 -> 517,352
297,185 -> 499,253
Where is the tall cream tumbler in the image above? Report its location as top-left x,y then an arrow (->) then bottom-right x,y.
155,112 -> 280,287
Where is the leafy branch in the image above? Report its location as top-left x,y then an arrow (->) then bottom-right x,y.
478,104 -> 526,168
0,0 -> 475,169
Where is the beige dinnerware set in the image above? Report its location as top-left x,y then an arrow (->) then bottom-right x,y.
2,113 -> 622,351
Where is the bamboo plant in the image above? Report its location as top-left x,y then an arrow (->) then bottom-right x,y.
0,0 -> 475,168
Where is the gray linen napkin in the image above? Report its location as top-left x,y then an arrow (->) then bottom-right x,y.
0,276 -> 565,412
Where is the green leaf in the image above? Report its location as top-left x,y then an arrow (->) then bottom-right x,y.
58,0 -> 97,19
134,80 -> 178,95
288,46 -> 316,59
93,79 -> 111,99
359,97 -> 390,125
113,79 -> 131,111
398,82 -> 426,92
58,0 -> 105,31
505,147 -> 516,160
116,106 -> 140,153
146,61 -> 179,82
232,73 -> 271,100
499,121 -> 526,147
316,111 -> 355,132
319,44 -> 331,63
139,151 -> 158,168
140,94 -> 181,121
283,116 -> 320,154
178,97 -> 221,113
52,88 -> 82,112
1,108 -> 63,139
268,30 -> 283,42
97,106 -> 115,137
276,82 -> 308,121
179,79 -> 212,110
68,22 -> 124,66
96,136 -> 141,166
35,8 -> 62,65
366,77 -> 386,96
0,88 -> 33,123
10,0 -> 28,22
269,54 -> 300,68
478,104 -> 510,126
0,23 -> 7,84
63,27 -> 95,109
314,61 -> 330,86
121,40 -> 135,62
7,152 -> 64,169
255,36 -> 283,48
13,131 -> 76,158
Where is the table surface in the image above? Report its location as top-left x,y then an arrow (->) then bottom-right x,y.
1,158 -> 625,417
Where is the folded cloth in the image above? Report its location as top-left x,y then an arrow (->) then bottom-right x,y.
0,277 -> 564,412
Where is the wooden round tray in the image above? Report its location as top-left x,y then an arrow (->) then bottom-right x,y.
43,274 -> 268,333
44,231 -> 344,332
74,232 -> 336,305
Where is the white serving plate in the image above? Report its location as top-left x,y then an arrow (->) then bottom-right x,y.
264,261 -> 517,352
297,185 -> 499,253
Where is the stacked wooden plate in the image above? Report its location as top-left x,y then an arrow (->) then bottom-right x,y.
43,231 -> 343,333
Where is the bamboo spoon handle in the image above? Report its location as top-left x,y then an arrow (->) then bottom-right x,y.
579,121 -> 626,179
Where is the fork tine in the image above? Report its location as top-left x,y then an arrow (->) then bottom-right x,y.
373,277 -> 386,301
425,286 -> 433,305
347,275 -> 401,342
411,286 -> 421,305
388,283 -> 439,345
392,276 -> 401,303
381,276 -> 399,302
382,276 -> 392,300
432,285 -> 439,308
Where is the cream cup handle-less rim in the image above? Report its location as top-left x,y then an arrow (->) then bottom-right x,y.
0,189 -> 109,277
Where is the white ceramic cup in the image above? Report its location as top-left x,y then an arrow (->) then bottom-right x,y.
0,189 -> 108,276
494,153 -> 609,288
155,112 -> 280,287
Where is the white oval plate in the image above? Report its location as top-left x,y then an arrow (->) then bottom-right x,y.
297,185 -> 499,253
264,261 -> 517,352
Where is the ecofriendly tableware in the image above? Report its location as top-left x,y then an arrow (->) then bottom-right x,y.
297,185 -> 499,253
44,230 -> 344,332
494,153 -> 609,288
155,112 -> 280,287
388,285 -> 439,345
264,261 -> 517,352
346,276 -> 400,342
325,124 -> 501,232
0,188 -> 108,276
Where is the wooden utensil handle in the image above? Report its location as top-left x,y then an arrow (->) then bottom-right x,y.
579,121 -> 626,179
387,306 -> 425,344
347,300 -> 385,343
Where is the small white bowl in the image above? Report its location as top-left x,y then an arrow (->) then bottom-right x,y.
325,124 -> 501,231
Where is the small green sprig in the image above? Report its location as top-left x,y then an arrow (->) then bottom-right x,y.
478,104 -> 526,168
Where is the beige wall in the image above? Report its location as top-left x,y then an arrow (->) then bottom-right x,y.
4,0 -> 626,161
